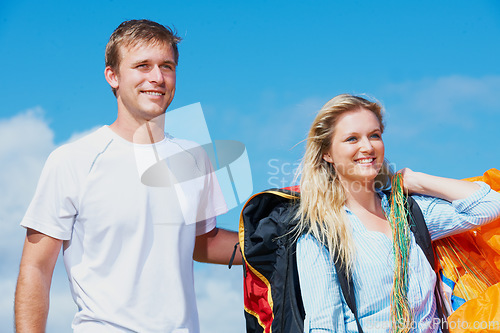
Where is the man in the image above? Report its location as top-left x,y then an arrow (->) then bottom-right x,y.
15,19 -> 241,333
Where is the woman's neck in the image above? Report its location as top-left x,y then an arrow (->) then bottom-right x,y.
342,180 -> 383,216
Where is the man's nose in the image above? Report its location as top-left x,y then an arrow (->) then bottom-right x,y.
148,65 -> 165,84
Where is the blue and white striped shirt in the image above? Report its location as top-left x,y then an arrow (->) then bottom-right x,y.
297,182 -> 500,333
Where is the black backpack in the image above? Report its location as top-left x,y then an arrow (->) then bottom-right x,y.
238,188 -> 448,333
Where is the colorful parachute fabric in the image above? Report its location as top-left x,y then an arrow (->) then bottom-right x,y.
434,168 -> 500,332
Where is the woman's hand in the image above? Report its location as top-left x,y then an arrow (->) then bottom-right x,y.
396,168 -> 481,202
398,168 -> 422,194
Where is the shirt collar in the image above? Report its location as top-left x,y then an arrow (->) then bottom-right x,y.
343,188 -> 391,215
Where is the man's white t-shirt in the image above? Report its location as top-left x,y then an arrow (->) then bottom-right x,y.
21,126 -> 227,332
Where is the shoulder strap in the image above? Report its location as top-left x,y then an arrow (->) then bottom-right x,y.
406,196 -> 435,268
334,259 -> 364,333
406,196 -> 449,333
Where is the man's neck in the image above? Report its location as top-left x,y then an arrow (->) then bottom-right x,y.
109,114 -> 166,144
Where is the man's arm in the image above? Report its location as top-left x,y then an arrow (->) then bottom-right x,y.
193,227 -> 242,265
15,228 -> 63,333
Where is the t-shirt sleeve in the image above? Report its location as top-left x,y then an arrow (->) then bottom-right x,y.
195,216 -> 217,236
201,151 -> 228,217
193,151 -> 227,235
20,147 -> 78,240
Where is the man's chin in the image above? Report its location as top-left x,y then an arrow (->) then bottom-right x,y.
141,105 -> 168,118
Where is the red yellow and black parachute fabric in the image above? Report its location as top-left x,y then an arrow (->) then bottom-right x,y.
437,168 -> 500,332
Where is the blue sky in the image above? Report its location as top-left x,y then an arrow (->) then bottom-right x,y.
1,0 -> 500,331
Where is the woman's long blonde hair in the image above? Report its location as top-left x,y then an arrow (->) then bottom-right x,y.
296,94 -> 393,274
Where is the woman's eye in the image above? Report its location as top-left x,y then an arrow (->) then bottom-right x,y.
345,136 -> 357,142
370,133 -> 381,139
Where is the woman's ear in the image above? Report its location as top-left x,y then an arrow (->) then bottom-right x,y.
323,152 -> 334,164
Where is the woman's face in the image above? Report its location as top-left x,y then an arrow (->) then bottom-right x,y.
323,108 -> 385,187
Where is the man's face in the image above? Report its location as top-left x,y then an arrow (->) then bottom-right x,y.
105,42 -> 176,122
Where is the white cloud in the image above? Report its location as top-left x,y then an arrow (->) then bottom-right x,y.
0,109 -> 60,332
195,264 -> 245,333
0,278 -> 16,329
384,75 -> 500,109
66,125 -> 103,143
379,75 -> 500,177
381,75 -> 500,133
0,109 -> 58,262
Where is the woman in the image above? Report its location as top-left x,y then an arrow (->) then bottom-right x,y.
295,94 -> 500,332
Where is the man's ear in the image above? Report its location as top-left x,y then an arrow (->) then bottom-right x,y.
323,152 -> 334,164
104,66 -> 119,90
